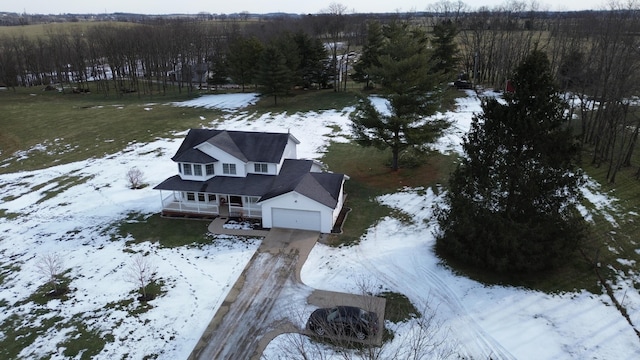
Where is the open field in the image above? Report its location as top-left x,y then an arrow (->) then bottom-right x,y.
0,22 -> 138,38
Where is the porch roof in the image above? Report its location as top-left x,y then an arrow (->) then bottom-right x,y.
153,174 -> 275,197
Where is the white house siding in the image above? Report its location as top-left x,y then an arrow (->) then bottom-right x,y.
246,162 -> 277,175
196,142 -> 246,177
277,137 -> 299,172
284,137 -> 298,159
260,192 -> 334,233
332,181 -> 346,224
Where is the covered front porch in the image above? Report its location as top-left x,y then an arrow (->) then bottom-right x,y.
158,190 -> 262,219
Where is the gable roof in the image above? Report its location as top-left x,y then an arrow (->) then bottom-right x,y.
259,159 -> 345,208
172,129 -> 298,164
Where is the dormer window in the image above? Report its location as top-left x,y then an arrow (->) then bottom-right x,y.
223,163 -> 236,175
183,163 -> 192,175
254,163 -> 268,173
194,164 -> 202,176
206,164 -> 214,175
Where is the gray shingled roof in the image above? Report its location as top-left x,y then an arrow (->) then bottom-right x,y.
171,129 -> 297,164
258,159 -> 345,208
154,174 -> 276,196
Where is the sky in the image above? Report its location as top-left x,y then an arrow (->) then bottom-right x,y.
3,0 -> 608,16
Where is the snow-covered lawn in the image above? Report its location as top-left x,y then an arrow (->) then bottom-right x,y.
1,91 -> 639,359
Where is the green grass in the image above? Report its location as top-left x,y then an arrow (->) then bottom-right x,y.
0,86 -> 215,174
378,291 -> 420,323
250,88 -> 360,113
115,213 -> 213,248
321,142 -> 456,245
579,159 -> 640,289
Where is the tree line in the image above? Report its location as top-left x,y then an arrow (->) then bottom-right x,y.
428,1 -> 640,183
0,7 -> 370,97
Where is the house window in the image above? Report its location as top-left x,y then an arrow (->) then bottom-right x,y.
229,195 -> 242,205
194,164 -> 202,176
186,192 -> 195,201
208,194 -> 216,202
198,193 -> 205,202
254,163 -> 268,173
223,163 -> 236,175
183,163 -> 192,175
178,163 -> 182,173
205,164 -> 214,175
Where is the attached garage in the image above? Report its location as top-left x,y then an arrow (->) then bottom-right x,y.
271,208 -> 322,232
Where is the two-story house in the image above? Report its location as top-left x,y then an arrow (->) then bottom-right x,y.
153,129 -> 348,233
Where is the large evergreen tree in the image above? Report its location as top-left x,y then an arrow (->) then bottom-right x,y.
350,21 -> 449,171
227,36 -> 263,92
351,20 -> 384,89
256,45 -> 294,105
430,19 -> 460,75
292,31 -> 328,89
436,50 -> 586,273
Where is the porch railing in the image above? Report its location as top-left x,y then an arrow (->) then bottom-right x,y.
161,194 -> 219,215
229,204 -> 262,218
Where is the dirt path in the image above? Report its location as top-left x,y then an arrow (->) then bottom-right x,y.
188,229 -> 318,360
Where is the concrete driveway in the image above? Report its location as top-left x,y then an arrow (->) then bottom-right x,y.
188,227 -> 386,360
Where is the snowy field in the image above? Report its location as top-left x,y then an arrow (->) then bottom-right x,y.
1,90 -> 639,359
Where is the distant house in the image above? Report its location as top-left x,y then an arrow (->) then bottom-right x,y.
153,129 -> 348,233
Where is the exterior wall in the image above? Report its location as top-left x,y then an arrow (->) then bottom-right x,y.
309,162 -> 323,172
196,142 -> 246,177
277,136 -> 299,172
283,136 -> 298,160
260,192 -> 334,233
246,162 -> 278,175
177,162 -> 216,181
332,180 -> 346,223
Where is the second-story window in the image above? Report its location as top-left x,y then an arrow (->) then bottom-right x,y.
254,163 -> 268,173
223,163 -> 236,175
194,164 -> 202,176
205,164 -> 214,175
183,163 -> 192,175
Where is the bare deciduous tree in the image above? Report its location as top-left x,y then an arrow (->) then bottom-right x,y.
126,167 -> 145,189
36,253 -> 65,295
125,254 -> 156,301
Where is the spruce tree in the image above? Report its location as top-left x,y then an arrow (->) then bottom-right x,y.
227,36 -> 263,92
351,20 -> 384,89
436,50 -> 586,273
256,45 -> 294,106
430,19 -> 460,75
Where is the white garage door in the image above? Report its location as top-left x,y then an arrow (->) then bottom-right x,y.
272,208 -> 321,231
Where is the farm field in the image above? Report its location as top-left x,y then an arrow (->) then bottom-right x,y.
0,88 -> 639,359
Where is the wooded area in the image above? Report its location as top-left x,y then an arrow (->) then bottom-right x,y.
0,1 -> 638,184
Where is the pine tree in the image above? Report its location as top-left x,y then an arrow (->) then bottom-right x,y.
430,19 -> 460,75
292,31 -> 328,89
351,20 -> 384,89
436,50 -> 586,273
227,36 -> 263,92
350,21 -> 449,171
256,45 -> 294,106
